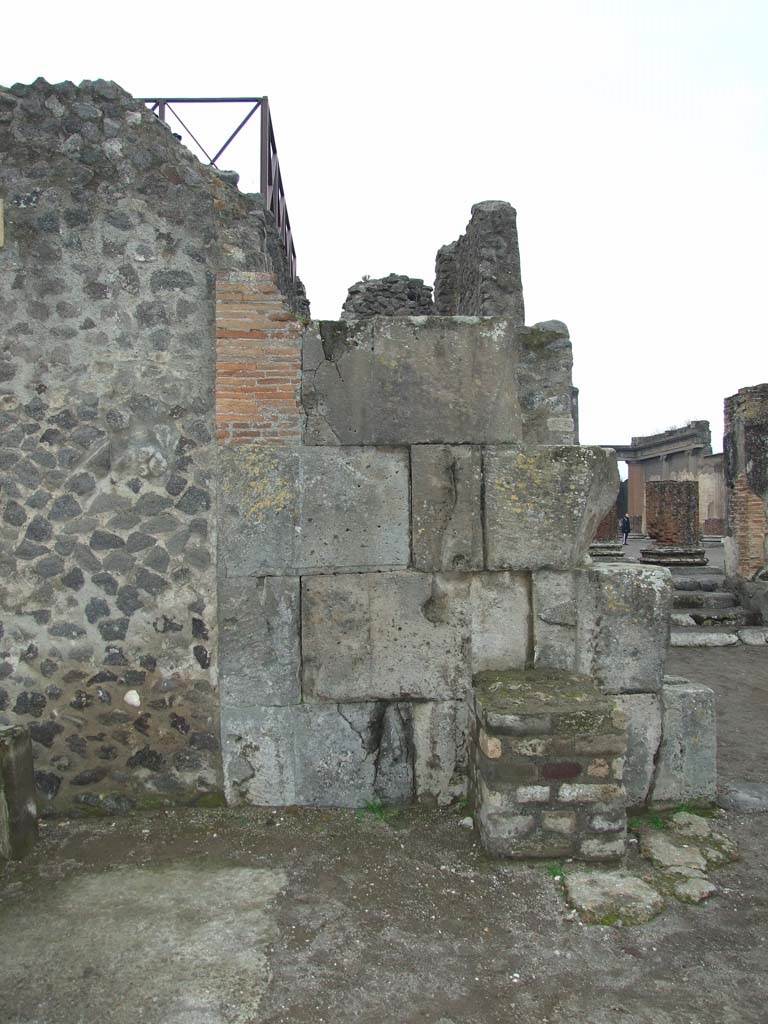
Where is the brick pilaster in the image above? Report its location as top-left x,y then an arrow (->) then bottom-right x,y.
215,272 -> 303,444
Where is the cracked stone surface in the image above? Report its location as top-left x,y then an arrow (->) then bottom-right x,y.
564,870 -> 664,925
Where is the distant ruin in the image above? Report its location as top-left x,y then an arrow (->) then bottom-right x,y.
0,79 -> 729,861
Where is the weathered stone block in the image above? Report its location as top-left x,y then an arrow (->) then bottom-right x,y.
411,445 -> 483,571
484,446 -> 618,570
532,569 -> 577,670
517,322 -> 578,445
302,317 -> 524,445
218,445 -> 410,576
469,571 -> 530,672
575,564 -> 673,694
301,570 -> 530,703
615,694 -> 662,808
650,680 -> 717,806
301,571 -> 471,702
411,700 -> 469,805
0,727 -> 38,860
221,702 -> 414,808
218,577 -> 300,707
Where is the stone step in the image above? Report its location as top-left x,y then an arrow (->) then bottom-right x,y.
673,591 -> 737,610
688,607 -> 748,627
672,575 -> 727,592
670,630 -> 739,647
738,627 -> 768,646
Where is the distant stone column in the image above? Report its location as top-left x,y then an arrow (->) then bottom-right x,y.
724,384 -> 768,578
640,481 -> 707,566
589,502 -> 624,560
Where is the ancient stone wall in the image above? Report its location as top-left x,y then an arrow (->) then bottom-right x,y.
0,78 -> 307,814
216,294 -> 618,808
434,201 -> 525,322
724,384 -> 768,579
340,274 -> 434,319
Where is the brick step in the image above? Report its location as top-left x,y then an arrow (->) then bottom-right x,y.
673,591 -> 738,610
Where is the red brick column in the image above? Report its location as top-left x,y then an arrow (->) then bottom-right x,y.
724,385 -> 768,578
645,480 -> 700,546
215,272 -> 303,444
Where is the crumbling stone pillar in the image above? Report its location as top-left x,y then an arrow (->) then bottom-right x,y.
640,481 -> 707,566
589,502 -> 624,560
434,201 -> 525,322
724,384 -> 768,579
340,275 -> 435,319
471,669 -> 627,860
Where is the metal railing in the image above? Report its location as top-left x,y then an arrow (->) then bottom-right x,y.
137,96 -> 297,280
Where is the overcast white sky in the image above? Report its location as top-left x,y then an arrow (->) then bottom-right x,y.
5,0 -> 767,450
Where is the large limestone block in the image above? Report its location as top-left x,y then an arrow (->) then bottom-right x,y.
650,680 -> 717,806
302,317 -> 524,445
218,445 -> 409,576
469,571 -> 530,672
615,694 -> 662,808
411,445 -> 483,571
221,702 -> 414,807
576,564 -> 673,694
412,701 -> 469,805
301,570 -> 531,702
0,727 -> 38,861
218,577 -> 300,706
484,446 -> 619,570
517,322 -> 578,445
301,572 -> 472,702
532,569 -> 577,670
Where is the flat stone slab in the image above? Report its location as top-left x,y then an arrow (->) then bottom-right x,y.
670,631 -> 739,647
639,831 -> 708,875
738,627 -> 768,645
564,870 -> 664,925
0,864 -> 285,1024
218,445 -> 410,576
719,781 -> 768,812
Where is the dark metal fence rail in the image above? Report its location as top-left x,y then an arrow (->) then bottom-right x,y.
137,96 -> 297,280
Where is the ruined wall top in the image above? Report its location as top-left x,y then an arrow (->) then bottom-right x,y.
0,77 -> 309,315
340,274 -> 434,320
434,200 -> 525,323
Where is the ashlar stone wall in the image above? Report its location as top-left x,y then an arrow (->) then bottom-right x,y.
0,78 -> 308,815
217,295 -> 634,808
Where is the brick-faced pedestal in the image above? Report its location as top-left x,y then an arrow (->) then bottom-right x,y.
470,669 -> 627,861
640,480 -> 707,566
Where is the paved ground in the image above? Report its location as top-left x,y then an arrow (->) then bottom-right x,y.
2,642 -> 767,1024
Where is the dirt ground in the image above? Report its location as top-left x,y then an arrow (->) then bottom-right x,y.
2,646 -> 767,1024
